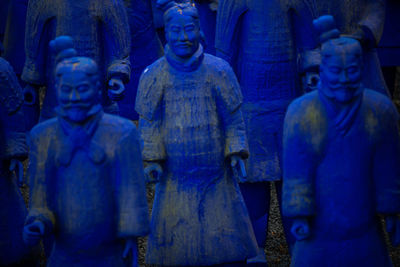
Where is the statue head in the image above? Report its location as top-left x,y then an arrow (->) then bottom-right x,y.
163,2 -> 201,58
52,36 -> 101,123
319,37 -> 363,103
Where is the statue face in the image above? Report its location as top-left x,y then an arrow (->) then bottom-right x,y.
57,70 -> 98,122
320,47 -> 362,103
165,14 -> 200,58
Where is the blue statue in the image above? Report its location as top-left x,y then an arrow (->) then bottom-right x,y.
296,0 -> 389,96
0,47 -> 37,266
22,0 -> 131,129
215,0 -> 304,262
23,36 -> 149,267
135,2 -> 259,265
118,0 -> 164,120
282,31 -> 400,266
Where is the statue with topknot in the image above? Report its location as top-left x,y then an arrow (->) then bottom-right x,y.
23,36 -> 149,267
282,16 -> 400,266
135,2 -> 258,265
22,0 -> 131,129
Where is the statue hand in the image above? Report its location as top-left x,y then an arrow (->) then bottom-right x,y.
23,84 -> 39,106
230,154 -> 247,182
291,218 -> 311,241
108,78 -> 125,101
144,162 -> 163,183
386,215 -> 400,247
303,71 -> 320,93
9,159 -> 24,187
122,238 -> 138,267
23,220 -> 45,246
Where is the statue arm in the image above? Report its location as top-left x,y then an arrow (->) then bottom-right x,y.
25,129 -> 55,235
282,99 -> 319,219
115,125 -> 150,238
215,61 -> 249,160
215,0 -> 247,63
21,0 -> 50,85
357,0 -> 386,46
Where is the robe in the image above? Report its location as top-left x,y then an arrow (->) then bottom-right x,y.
22,0 -> 131,122
26,109 -> 149,267
136,46 -> 258,266
283,88 -> 400,266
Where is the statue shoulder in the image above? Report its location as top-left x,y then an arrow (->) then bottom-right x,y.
285,91 -> 323,127
29,118 -> 58,145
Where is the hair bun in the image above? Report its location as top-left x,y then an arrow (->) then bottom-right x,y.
313,15 -> 341,44
50,36 -> 78,63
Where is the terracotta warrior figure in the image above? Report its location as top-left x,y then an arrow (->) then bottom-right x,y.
23,36 -> 149,267
136,2 -> 258,266
22,0 -> 131,129
0,43 -> 37,266
282,22 -> 400,266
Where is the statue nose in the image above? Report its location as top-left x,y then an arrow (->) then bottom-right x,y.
70,89 -> 80,101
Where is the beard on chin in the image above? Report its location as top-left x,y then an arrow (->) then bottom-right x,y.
64,106 -> 90,122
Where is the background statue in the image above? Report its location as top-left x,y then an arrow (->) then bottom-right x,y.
22,0 -> 131,130
136,2 -> 259,265
119,0 -> 164,120
0,45 -> 37,266
282,19 -> 400,266
294,0 -> 390,96
23,36 -> 149,267
215,0 -> 304,262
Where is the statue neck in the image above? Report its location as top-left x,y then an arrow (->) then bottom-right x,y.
165,44 -> 204,72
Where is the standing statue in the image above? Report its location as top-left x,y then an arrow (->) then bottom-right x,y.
282,25 -> 400,266
23,36 -> 149,267
215,0 -> 303,262
119,0 -> 164,120
136,2 -> 258,266
22,0 -> 131,129
295,0 -> 389,96
0,47 -> 37,266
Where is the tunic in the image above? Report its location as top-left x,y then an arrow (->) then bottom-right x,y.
26,109 -> 149,267
22,0 -> 131,122
283,89 -> 400,266
0,57 -> 30,265
215,0 -> 302,182
136,46 -> 258,266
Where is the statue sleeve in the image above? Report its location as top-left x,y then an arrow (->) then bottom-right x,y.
0,59 -> 27,159
21,0 -> 50,85
215,61 -> 248,158
215,0 -> 247,63
282,99 -> 319,218
374,100 -> 400,214
115,125 -> 150,237
358,0 -> 385,45
102,0 -> 131,83
25,128 -> 55,235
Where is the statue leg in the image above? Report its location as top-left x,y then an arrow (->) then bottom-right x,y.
239,182 -> 270,266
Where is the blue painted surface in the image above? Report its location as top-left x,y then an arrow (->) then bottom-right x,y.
283,37 -> 400,266
23,37 -> 149,267
136,3 -> 258,265
22,0 -> 131,128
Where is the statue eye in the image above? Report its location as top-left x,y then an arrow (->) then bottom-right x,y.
329,67 -> 341,74
61,85 -> 72,93
184,25 -> 195,31
77,85 -> 90,93
170,26 -> 180,32
347,67 -> 358,74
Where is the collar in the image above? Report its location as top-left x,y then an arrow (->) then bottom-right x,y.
165,44 -> 204,72
318,86 -> 363,136
55,104 -> 106,166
